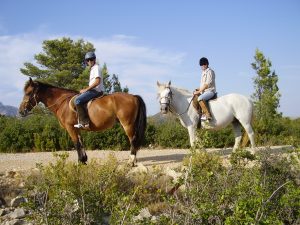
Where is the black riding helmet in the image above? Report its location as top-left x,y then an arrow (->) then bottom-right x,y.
85,51 -> 96,61
199,57 -> 209,66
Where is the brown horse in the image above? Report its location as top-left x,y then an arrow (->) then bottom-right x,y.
19,78 -> 147,166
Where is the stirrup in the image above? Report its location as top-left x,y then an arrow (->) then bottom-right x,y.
201,115 -> 212,121
74,123 -> 89,128
201,115 -> 208,121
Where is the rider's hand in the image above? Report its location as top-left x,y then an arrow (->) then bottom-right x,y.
80,88 -> 88,94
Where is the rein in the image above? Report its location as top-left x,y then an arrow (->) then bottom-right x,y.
46,94 -> 74,110
27,87 -> 74,113
170,95 -> 195,116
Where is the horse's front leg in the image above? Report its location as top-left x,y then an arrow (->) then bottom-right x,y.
76,134 -> 88,164
66,126 -> 88,164
187,125 -> 197,147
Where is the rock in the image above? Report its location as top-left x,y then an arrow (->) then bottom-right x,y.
133,207 -> 152,221
127,163 -> 148,176
5,171 -> 17,179
10,197 -> 27,208
7,208 -> 26,219
164,167 -> 182,183
0,208 -> 10,216
18,182 -> 25,189
2,218 -> 27,225
0,197 -> 6,207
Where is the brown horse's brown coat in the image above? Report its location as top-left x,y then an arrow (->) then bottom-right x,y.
19,78 -> 147,165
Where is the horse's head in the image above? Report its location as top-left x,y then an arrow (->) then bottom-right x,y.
19,78 -> 40,117
157,81 -> 172,114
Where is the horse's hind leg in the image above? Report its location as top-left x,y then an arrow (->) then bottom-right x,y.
123,124 -> 137,166
232,119 -> 242,151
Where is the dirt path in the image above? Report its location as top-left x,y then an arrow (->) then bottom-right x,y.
0,145 -> 294,173
0,149 -> 190,173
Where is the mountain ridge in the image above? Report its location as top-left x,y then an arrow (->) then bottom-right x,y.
0,102 -> 18,116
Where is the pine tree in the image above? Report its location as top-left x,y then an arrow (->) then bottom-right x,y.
111,74 -> 129,93
20,37 -> 94,89
251,49 -> 281,137
20,37 -> 129,93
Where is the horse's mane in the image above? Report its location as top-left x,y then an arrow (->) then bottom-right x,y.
171,86 -> 192,96
24,79 -> 78,94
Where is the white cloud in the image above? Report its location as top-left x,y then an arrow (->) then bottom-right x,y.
0,33 -> 45,109
0,32 -> 186,115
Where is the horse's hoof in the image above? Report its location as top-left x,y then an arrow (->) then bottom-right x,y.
79,154 -> 88,164
127,154 -> 137,167
127,160 -> 137,167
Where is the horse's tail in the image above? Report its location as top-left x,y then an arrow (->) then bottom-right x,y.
241,130 -> 249,147
132,95 -> 147,149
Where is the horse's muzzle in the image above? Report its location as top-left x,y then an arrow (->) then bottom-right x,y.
18,109 -> 28,117
160,104 -> 169,114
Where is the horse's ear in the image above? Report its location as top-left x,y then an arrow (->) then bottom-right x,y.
157,81 -> 161,87
167,80 -> 171,87
29,77 -> 39,88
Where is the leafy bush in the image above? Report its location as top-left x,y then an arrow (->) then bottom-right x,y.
170,149 -> 300,224
23,148 -> 300,224
0,117 -> 33,152
0,114 -> 300,152
25,153 -> 169,224
155,120 -> 190,148
195,128 -> 235,149
82,124 -> 130,150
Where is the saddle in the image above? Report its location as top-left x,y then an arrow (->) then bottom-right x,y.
192,92 -> 217,112
69,93 -> 106,112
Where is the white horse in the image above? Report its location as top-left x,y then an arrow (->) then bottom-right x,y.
157,81 -> 255,152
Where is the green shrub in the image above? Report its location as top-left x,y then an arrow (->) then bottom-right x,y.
23,149 -> 300,224
82,123 -> 130,150
0,117 -> 33,152
24,153 -> 170,224
0,113 -> 300,152
155,120 -> 190,148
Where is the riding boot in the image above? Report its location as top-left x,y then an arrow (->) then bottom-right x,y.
199,100 -> 212,121
194,98 -> 202,128
74,104 -> 90,128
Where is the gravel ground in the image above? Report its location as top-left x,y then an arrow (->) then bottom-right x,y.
0,149 -> 190,173
0,145 -> 294,173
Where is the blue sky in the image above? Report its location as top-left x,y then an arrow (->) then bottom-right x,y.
0,0 -> 299,117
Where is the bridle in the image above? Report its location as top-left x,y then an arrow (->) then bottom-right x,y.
23,85 -> 72,113
23,87 -> 40,113
159,87 -> 195,116
159,87 -> 173,111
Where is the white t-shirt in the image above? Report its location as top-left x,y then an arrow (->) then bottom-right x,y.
89,64 -> 104,92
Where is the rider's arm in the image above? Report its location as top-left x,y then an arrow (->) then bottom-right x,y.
80,77 -> 101,93
198,83 -> 209,93
88,77 -> 101,90
194,83 -> 208,95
